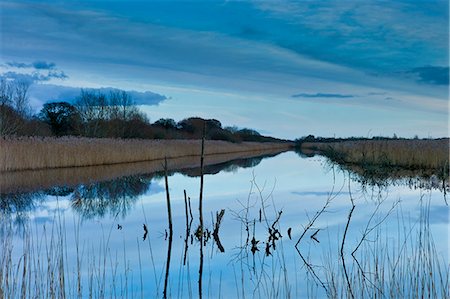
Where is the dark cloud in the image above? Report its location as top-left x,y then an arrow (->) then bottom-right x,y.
6,61 -> 30,68
291,93 -> 354,99
28,84 -> 167,108
6,60 -> 56,70
32,61 -> 56,70
410,66 -> 449,85
92,87 -> 168,105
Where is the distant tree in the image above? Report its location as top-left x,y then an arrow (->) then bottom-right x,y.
154,118 -> 177,130
205,119 -> 222,130
238,128 -> 260,136
304,135 -> 315,142
177,117 -> 199,134
39,102 -> 80,136
224,126 -> 239,133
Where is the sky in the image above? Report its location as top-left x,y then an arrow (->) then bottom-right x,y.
0,0 -> 448,139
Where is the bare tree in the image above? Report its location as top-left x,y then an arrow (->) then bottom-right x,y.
13,80 -> 31,118
0,79 -> 30,136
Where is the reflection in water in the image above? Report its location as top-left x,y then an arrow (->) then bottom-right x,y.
71,174 -> 153,219
180,153 -> 275,177
0,154 -> 272,220
0,192 -> 45,227
296,148 -> 450,194
0,151 -> 448,298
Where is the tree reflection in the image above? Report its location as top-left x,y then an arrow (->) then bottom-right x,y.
179,154 -> 276,177
71,175 -> 153,219
296,149 -> 449,194
1,153 -> 287,223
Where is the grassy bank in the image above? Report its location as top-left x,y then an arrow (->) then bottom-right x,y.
0,137 -> 293,172
300,139 -> 449,171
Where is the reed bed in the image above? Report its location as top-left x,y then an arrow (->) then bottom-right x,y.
302,139 -> 449,170
0,137 -> 293,172
0,148 -> 287,194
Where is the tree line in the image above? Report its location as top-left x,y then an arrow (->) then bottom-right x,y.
0,79 -> 284,143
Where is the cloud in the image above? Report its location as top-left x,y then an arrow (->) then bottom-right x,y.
1,1 -> 447,139
47,70 -> 68,80
1,71 -> 39,83
6,60 -> 56,70
32,61 -> 56,70
410,66 -> 449,85
291,93 -> 354,99
2,60 -> 67,83
94,87 -> 168,105
6,61 -> 30,68
253,0 -> 448,75
1,70 -> 68,83
367,92 -> 387,96
27,84 -> 167,109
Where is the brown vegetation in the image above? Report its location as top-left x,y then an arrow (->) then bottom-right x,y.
301,138 -> 449,171
0,147 -> 288,194
0,137 -> 293,172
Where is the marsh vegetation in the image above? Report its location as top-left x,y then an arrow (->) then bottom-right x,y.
1,148 -> 448,298
297,137 -> 448,171
0,137 -> 292,172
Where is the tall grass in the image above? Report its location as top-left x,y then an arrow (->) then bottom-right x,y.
0,214 -> 139,298
0,137 -> 293,172
301,139 -> 449,171
0,147 -> 288,194
1,184 -> 448,298
321,199 -> 450,298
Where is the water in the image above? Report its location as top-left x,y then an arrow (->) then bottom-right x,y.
1,151 -> 448,298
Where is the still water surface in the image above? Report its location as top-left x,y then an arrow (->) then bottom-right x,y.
1,151 -> 448,298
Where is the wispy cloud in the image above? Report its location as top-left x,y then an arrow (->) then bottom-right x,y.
292,93 -> 354,99
2,60 -> 67,83
5,61 -> 30,68
1,70 -> 68,83
6,60 -> 56,70
253,0 -> 448,76
0,1 -> 447,138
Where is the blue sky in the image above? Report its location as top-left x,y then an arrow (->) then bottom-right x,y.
0,0 -> 448,139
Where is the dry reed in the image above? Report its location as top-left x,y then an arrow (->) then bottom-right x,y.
0,137 -> 293,172
0,147 -> 289,194
302,139 -> 449,170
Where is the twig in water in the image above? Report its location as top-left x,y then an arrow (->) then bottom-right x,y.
163,157 -> 173,299
340,172 -> 355,299
142,224 -> 148,241
198,123 -> 206,299
212,209 -> 226,253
